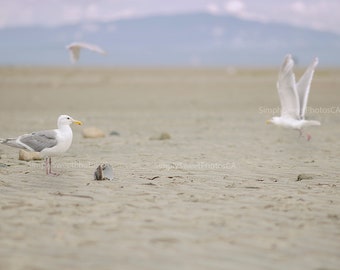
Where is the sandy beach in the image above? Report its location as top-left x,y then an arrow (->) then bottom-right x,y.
0,67 -> 339,270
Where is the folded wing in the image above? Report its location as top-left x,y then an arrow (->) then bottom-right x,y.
18,130 -> 58,152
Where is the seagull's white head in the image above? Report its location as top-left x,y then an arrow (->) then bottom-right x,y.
266,117 -> 281,125
57,115 -> 82,128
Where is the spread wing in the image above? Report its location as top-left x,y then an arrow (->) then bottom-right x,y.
276,54 -> 300,119
76,42 -> 107,55
296,57 -> 318,119
18,130 -> 58,152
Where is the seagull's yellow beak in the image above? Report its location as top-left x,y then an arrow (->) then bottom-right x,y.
266,119 -> 271,124
73,120 -> 82,125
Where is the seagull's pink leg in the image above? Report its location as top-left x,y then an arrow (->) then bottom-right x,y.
45,157 -> 49,175
298,129 -> 312,141
297,129 -> 311,141
48,157 -> 52,174
46,157 -> 59,176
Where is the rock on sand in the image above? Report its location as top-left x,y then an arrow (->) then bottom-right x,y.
19,149 -> 42,161
82,127 -> 106,138
150,132 -> 171,140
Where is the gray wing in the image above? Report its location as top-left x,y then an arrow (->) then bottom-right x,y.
19,130 -> 58,152
296,57 -> 318,119
277,54 -> 300,119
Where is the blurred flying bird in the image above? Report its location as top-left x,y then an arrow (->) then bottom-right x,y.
66,42 -> 107,63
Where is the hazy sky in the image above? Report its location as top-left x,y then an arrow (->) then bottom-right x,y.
0,0 -> 338,34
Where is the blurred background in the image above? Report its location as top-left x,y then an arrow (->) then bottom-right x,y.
0,0 -> 339,67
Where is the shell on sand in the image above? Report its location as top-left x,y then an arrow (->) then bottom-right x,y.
94,163 -> 114,180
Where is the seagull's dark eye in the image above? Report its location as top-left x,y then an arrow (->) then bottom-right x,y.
67,117 -> 70,120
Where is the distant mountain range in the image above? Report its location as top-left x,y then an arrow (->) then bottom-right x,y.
0,12 -> 339,67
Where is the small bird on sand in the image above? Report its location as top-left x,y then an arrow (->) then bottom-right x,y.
0,115 -> 82,175
267,54 -> 320,141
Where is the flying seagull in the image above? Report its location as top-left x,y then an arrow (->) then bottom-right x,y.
267,54 -> 320,141
0,115 -> 82,175
66,42 -> 107,63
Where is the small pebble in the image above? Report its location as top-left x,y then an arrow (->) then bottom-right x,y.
109,131 -> 120,136
82,127 -> 106,138
19,149 -> 42,161
150,132 -> 171,140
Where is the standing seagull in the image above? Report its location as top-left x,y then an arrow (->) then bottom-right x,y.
66,42 -> 107,63
267,54 -> 320,141
0,115 -> 82,175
